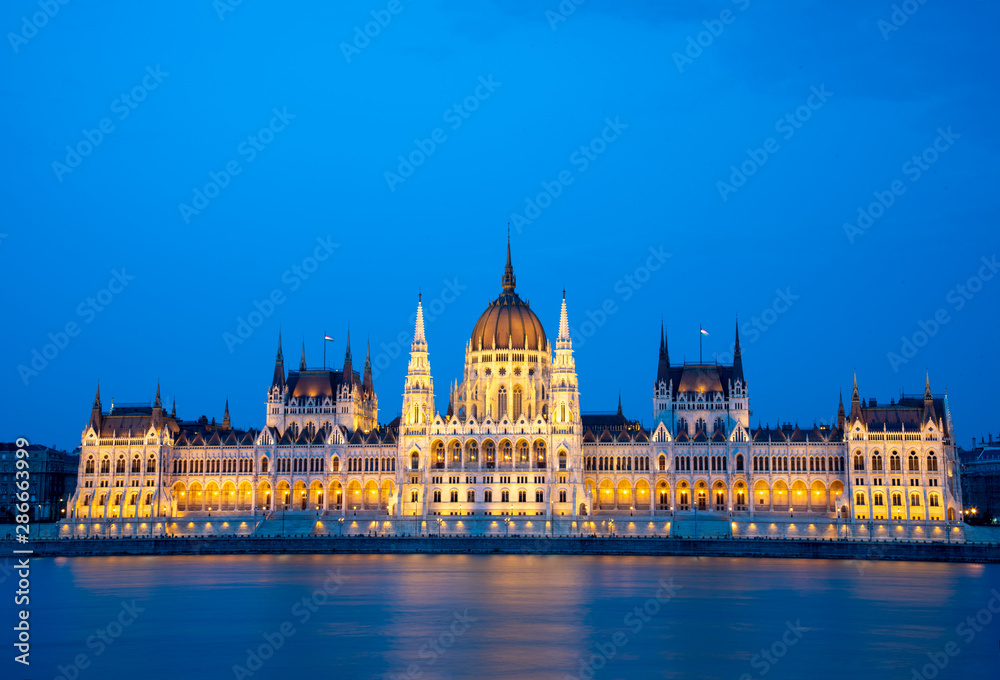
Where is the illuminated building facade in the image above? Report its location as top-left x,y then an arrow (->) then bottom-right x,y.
65,243 -> 964,534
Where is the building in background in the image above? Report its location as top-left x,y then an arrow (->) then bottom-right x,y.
63,242 -> 965,539
959,435 -> 1000,524
0,443 -> 78,522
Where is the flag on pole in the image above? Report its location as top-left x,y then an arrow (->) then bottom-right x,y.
324,335 -> 334,342
700,327 -> 709,336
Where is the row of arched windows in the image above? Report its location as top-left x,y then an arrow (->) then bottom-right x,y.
853,451 -> 936,473
86,454 -> 156,475
584,456 -> 651,471
753,455 -> 845,473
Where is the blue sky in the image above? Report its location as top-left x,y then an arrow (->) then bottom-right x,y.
2,0 -> 997,451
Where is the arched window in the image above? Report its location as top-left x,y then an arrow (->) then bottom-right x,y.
517,441 -> 529,464
512,386 -> 522,420
498,386 -> 508,418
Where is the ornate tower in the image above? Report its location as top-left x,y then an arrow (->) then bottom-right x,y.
550,290 -> 580,429
402,294 -> 434,429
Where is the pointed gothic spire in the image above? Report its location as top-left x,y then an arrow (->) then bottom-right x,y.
849,373 -> 863,425
732,320 -> 744,381
362,338 -> 374,395
923,372 -> 937,425
300,339 -> 306,371
557,290 -> 571,344
656,323 -> 670,386
272,331 -> 286,388
89,382 -> 103,432
223,398 -> 231,429
412,293 -> 427,349
501,234 -> 516,295
343,327 -> 355,387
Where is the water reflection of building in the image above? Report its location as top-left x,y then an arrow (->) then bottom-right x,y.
64,242 -> 964,537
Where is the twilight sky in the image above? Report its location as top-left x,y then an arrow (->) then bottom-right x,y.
2,0 -> 997,451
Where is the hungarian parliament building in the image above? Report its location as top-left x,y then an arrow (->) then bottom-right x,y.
67,244 -> 964,534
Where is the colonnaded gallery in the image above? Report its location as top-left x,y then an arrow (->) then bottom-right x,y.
66,243 -> 965,538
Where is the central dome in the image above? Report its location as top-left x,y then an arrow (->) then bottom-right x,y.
469,242 -> 548,352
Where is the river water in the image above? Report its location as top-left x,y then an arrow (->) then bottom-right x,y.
22,554 -> 1000,679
